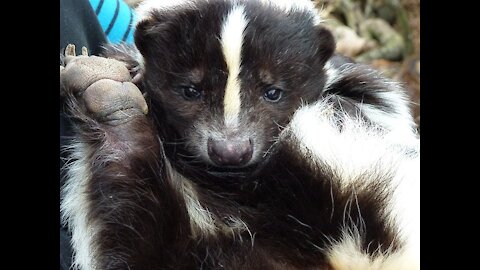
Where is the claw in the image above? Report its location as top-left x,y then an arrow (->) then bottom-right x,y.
65,44 -> 76,57
81,46 -> 89,56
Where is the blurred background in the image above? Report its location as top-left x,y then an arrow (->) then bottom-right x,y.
313,0 -> 420,130
124,0 -> 420,129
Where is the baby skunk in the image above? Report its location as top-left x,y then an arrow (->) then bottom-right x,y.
61,0 -> 419,269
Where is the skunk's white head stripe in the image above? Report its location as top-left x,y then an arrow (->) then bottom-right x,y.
220,5 -> 248,126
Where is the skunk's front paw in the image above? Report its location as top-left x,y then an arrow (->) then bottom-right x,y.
60,44 -> 148,123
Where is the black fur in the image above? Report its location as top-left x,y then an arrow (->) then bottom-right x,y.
324,55 -> 397,113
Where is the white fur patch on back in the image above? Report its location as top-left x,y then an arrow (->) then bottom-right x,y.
386,154 -> 420,267
327,230 -> 419,270
364,90 -> 417,139
288,100 -> 418,186
220,4 -> 248,126
61,142 -> 100,270
286,99 -> 419,269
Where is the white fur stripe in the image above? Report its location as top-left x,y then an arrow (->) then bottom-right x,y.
287,100 -> 420,269
177,172 -> 218,237
166,158 -> 250,239
323,59 -> 340,90
288,100 -> 418,186
220,5 -> 248,125
61,142 -> 99,270
327,230 -> 419,270
387,154 -> 420,267
323,61 -> 418,140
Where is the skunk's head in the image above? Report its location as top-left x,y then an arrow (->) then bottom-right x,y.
134,0 -> 335,168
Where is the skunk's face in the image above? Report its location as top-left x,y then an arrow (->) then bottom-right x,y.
135,1 -> 334,168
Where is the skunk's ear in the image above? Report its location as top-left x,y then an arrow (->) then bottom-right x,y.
315,26 -> 336,65
134,10 -> 173,57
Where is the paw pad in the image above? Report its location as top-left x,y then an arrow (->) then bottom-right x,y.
61,44 -> 148,120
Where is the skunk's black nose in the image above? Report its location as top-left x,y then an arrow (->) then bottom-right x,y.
208,138 -> 253,166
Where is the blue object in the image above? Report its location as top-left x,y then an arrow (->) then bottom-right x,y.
89,0 -> 135,43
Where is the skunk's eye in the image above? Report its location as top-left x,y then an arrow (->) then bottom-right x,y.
181,85 -> 202,101
263,87 -> 283,102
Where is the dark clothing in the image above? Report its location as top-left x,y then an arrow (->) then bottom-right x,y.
60,0 -> 108,56
60,0 -> 108,269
